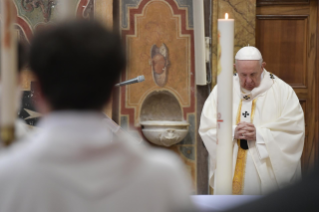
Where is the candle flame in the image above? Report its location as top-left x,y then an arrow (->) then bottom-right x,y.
225,13 -> 229,20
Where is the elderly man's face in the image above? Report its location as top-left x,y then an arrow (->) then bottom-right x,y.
235,60 -> 264,91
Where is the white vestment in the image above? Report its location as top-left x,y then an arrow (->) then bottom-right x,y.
199,70 -> 304,195
0,112 -> 194,212
15,119 -> 30,141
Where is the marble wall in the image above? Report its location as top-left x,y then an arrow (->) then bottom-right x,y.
119,0 -> 197,191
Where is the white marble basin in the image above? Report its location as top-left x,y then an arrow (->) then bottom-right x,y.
140,121 -> 189,147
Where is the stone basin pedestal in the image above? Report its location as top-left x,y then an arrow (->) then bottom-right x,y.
141,121 -> 189,147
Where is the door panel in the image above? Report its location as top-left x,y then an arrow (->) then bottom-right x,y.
256,0 -> 318,173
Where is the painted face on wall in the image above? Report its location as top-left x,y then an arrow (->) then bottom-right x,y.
152,54 -> 166,74
150,44 -> 169,87
235,60 -> 264,91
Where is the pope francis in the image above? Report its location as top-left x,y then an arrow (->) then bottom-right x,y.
199,46 -> 305,195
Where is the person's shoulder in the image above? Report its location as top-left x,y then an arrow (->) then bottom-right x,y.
268,72 -> 299,103
137,148 -> 194,209
270,72 -> 293,91
115,132 -> 191,187
118,133 -> 185,173
0,140 -> 33,183
143,148 -> 191,185
145,148 -> 185,170
204,84 -> 217,104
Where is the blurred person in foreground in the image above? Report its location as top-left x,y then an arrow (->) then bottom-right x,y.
0,20 -> 193,212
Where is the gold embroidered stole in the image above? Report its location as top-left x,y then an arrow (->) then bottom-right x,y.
232,99 -> 257,195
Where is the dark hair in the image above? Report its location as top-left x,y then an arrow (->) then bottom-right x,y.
18,41 -> 28,72
29,20 -> 126,111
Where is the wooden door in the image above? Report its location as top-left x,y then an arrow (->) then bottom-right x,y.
256,0 -> 318,173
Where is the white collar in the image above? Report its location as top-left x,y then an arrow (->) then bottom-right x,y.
235,69 -> 274,101
240,70 -> 265,94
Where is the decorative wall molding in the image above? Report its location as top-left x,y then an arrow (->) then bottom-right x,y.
76,0 -> 94,18
21,0 -> 57,22
83,0 -> 94,19
121,0 -> 195,126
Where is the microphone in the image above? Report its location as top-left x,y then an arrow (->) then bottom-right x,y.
116,75 -> 145,87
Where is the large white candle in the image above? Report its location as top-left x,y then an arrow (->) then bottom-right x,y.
1,0 -> 17,146
215,13 -> 234,195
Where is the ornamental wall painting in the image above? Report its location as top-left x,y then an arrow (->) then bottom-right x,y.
0,0 -> 94,126
119,0 -> 196,190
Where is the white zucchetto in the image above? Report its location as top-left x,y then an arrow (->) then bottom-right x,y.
235,46 -> 262,61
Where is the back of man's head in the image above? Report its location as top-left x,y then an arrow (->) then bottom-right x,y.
29,20 -> 126,111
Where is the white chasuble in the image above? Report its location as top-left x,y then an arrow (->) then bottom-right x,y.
0,112 -> 194,212
199,69 -> 304,195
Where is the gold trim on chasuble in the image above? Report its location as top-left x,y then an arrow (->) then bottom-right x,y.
232,98 -> 257,195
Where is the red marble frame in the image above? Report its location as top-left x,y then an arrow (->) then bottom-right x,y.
120,0 -> 195,126
76,0 -> 91,18
12,3 -> 33,42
